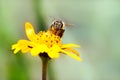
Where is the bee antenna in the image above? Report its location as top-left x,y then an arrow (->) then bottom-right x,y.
49,16 -> 56,22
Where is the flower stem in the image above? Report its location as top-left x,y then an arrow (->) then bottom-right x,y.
42,58 -> 48,80
40,53 -> 50,80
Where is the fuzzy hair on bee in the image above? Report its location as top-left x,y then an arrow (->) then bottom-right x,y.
49,19 -> 65,38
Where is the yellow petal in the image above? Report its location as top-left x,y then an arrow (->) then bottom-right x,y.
14,47 -> 21,54
21,46 -> 31,53
12,44 -> 18,50
12,44 -> 20,54
17,40 -> 31,45
64,48 -> 80,56
47,52 -> 59,58
12,40 -> 33,54
31,44 -> 48,56
31,47 -> 40,56
47,44 -> 60,58
60,50 -> 82,61
25,22 -> 36,41
62,43 -> 80,48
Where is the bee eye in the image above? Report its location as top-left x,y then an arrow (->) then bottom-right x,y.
55,22 -> 58,25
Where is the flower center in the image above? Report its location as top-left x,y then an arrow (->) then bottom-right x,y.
36,31 -> 62,48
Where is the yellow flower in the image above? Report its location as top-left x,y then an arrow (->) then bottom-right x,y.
12,22 -> 82,61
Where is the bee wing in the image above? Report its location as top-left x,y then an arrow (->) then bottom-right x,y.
65,23 -> 74,27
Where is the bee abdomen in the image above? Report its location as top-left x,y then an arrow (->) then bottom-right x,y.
50,29 -> 65,38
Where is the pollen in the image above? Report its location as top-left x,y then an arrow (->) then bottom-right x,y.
37,31 -> 62,48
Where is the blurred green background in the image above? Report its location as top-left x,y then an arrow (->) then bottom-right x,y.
0,0 -> 120,80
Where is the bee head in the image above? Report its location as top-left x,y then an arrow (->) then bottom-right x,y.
51,20 -> 65,30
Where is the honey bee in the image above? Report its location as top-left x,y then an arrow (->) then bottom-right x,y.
49,19 -> 65,38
